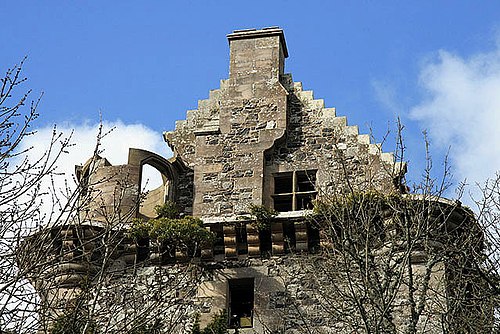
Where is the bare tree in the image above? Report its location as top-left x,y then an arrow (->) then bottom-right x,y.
0,59 -> 75,332
472,173 -> 500,329
1,61 -> 497,334
267,128 -> 498,334
0,61 -> 208,334
13,150 -> 214,333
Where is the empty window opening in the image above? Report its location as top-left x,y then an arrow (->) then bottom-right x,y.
283,221 -> 296,253
274,173 -> 293,193
160,242 -> 176,263
140,164 -> 166,218
228,278 -> 254,329
296,193 -> 315,210
136,237 -> 149,262
273,195 -> 293,212
50,230 -> 62,256
296,170 -> 316,192
236,224 -> 248,255
140,164 -> 164,192
272,170 -> 317,212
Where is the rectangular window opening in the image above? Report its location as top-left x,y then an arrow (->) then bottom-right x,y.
50,230 -> 62,256
296,170 -> 316,192
136,237 -> 149,262
296,193 -> 315,210
272,170 -> 317,212
273,195 -> 293,212
274,173 -> 293,194
228,278 -> 254,329
160,242 -> 176,264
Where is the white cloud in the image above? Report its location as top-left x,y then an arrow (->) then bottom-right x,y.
410,43 -> 500,195
16,120 -> 170,219
372,79 -> 402,116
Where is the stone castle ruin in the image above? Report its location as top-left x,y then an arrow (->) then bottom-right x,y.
18,28 -> 489,333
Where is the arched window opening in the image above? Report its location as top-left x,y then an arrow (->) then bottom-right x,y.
139,164 -> 167,218
141,164 -> 164,192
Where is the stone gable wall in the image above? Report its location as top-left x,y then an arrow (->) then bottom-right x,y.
264,78 -> 403,209
166,74 -> 404,218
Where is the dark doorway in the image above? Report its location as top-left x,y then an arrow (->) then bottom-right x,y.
228,278 -> 254,328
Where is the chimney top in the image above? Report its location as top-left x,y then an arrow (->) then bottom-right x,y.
227,27 -> 288,58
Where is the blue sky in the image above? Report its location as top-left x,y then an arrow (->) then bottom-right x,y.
2,1 -> 500,203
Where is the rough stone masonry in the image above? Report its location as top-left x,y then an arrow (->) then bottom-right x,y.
18,27 -> 487,334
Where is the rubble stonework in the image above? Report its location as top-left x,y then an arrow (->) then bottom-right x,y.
17,27 -> 489,334
165,28 -> 403,219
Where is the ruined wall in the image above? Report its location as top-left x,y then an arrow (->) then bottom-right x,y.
264,77 -> 404,209
194,257 -> 448,334
19,27 -> 488,334
76,149 -> 194,223
166,28 -> 404,219
78,156 -> 140,225
22,203 -> 472,334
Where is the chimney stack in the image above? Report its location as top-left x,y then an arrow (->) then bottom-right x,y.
227,27 -> 288,84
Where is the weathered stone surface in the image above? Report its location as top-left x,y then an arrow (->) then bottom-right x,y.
165,27 -> 403,219
18,27 -> 488,334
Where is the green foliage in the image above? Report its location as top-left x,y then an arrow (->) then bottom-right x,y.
129,201 -> 215,254
311,190 -> 404,249
51,311 -> 96,334
248,204 -> 278,231
313,190 -> 402,219
154,201 -> 180,219
128,218 -> 151,239
129,216 -> 214,254
150,216 -> 213,244
191,311 -> 228,334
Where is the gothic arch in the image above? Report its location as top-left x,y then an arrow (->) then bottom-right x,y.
128,148 -> 179,218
